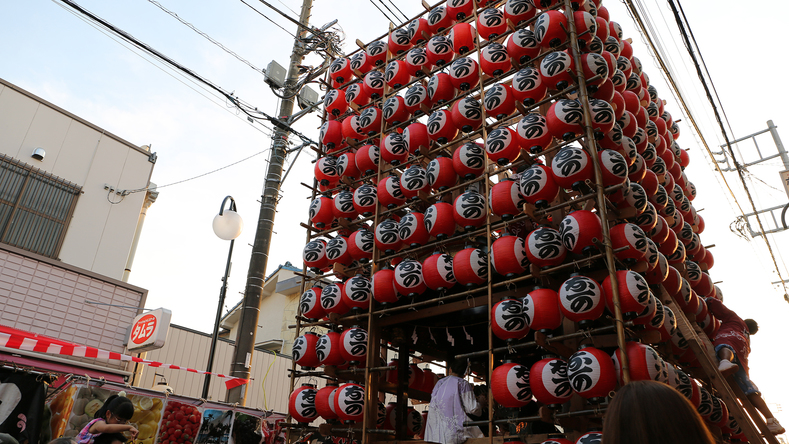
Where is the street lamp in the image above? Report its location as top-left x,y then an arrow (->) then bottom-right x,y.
202,196 -> 243,399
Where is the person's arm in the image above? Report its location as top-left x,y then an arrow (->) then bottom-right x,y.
88,422 -> 138,438
460,381 -> 482,416
705,297 -> 737,322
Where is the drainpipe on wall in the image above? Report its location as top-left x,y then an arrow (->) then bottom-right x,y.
123,184 -> 158,282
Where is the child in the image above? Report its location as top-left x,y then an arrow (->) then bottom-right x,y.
76,395 -> 138,444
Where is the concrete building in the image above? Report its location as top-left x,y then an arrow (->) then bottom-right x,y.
0,77 -> 156,380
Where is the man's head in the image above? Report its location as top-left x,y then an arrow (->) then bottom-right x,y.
745,319 -> 759,335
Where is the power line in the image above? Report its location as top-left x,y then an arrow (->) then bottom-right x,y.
145,0 -> 267,74
667,0 -> 789,299
56,0 -> 316,145
367,0 -> 397,25
375,0 -> 405,24
237,0 -> 297,38
383,0 -> 409,22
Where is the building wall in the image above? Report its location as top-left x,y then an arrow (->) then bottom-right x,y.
0,78 -> 155,280
0,244 -> 147,371
138,325 -> 297,411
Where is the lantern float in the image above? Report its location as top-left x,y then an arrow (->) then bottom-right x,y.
366,40 -> 387,67
378,175 -> 406,209
382,96 -> 411,126
427,109 -> 459,145
449,57 -> 481,91
326,236 -> 353,267
547,100 -> 585,141
381,132 -> 409,166
504,0 -> 537,26
540,51 -> 575,90
404,84 -> 431,115
535,11 -> 568,48
332,190 -> 357,220
426,36 -> 455,67
449,22 -> 477,53
400,166 -> 430,200
355,144 -> 379,177
427,6 -> 454,33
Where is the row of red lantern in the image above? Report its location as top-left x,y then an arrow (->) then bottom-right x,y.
292,328 -> 369,369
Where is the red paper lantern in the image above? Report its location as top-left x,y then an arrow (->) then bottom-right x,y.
559,275 -> 606,326
400,166 -> 429,200
581,54 -> 609,90
602,270 -> 650,318
300,287 -> 326,320
315,156 -> 340,187
612,342 -> 667,384
657,305 -> 677,343
317,331 -> 345,366
375,218 -> 402,254
358,105 -> 382,136
575,432 -> 603,444
339,327 -> 368,363
409,364 -> 425,389
551,145 -> 594,190
382,96 -> 411,126
610,223 -> 649,261
362,71 -> 384,101
334,383 -> 365,423
428,6 -> 455,33
337,152 -> 360,181
372,268 -> 399,305
426,156 -> 457,191
540,51 -> 575,91
453,142 -> 486,179
449,57 -> 481,91
315,384 -> 339,420
404,84 -> 431,116
507,29 -> 541,65
451,97 -> 483,133
345,83 -> 370,109
423,252 -> 456,291
407,17 -> 431,45
341,114 -> 366,143
426,35 -> 455,67
342,275 -> 372,310
644,251 -> 669,285
484,83 -> 517,120
381,133 -> 408,166
490,179 -> 525,219
321,282 -> 349,316
289,384 -> 318,423
332,191 -> 358,220
329,57 -> 353,86
453,247 -> 489,286
324,88 -> 347,118
535,11 -> 568,48
303,239 -> 329,271
504,0 -> 537,26
326,236 -> 353,266
427,109 -> 459,145
520,164 -> 559,208
293,332 -> 321,369
449,22 -> 477,54
492,299 -> 529,341
350,52 -> 373,77
406,408 -> 422,436
491,234 -> 527,277
588,98 -> 616,138
405,47 -> 433,78
378,175 -> 406,209
559,210 -> 602,254
394,259 -> 427,297
492,362 -> 532,407
421,368 -> 438,393
352,184 -> 377,217
547,100 -> 585,141
509,70 -> 545,112
526,227 -> 567,267
567,345 -> 616,401
354,144 -> 379,177
480,43 -> 512,77
574,11 -> 597,48
453,190 -> 487,230
403,122 -> 430,155
517,113 -> 553,154
365,40 -> 387,67
309,196 -> 334,229
477,8 -> 507,40
530,357 -> 573,406
523,288 -> 562,332
485,127 -> 522,165
388,28 -> 413,55
385,60 -> 411,89
399,211 -> 430,247
425,202 -> 456,240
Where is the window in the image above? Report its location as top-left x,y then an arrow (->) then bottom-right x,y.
0,154 -> 81,258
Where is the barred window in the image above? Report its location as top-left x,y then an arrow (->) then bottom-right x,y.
0,154 -> 81,258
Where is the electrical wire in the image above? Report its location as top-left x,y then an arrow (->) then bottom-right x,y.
667,0 -> 789,298
145,0 -> 267,74
56,0 -> 316,146
375,0 -> 405,24
237,0 -> 298,38
383,0 -> 409,23
368,0 -> 398,25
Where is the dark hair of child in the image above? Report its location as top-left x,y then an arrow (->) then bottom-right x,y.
93,433 -> 126,444
93,395 -> 135,422
745,319 -> 759,335
602,381 -> 714,444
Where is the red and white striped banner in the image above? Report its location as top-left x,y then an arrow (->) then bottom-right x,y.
0,326 -> 248,390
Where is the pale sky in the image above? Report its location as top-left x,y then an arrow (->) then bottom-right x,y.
2,0 -> 788,427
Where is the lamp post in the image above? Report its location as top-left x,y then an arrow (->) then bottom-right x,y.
202,196 -> 243,400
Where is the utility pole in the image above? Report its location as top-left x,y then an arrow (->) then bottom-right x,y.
226,0 -> 314,404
